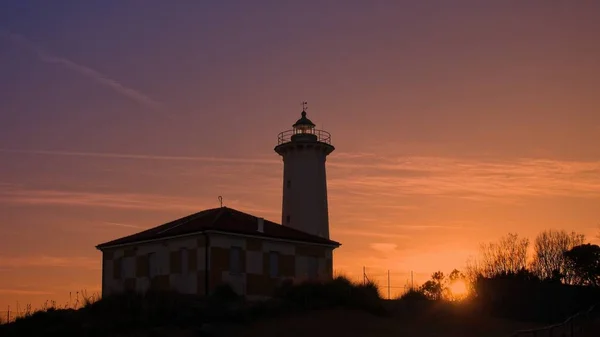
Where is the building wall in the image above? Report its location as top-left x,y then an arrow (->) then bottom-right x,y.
208,233 -> 333,299
101,233 -> 334,299
102,234 -> 208,297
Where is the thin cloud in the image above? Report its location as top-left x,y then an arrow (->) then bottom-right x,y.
0,189 -> 209,212
2,148 -> 600,209
392,225 -> 470,231
0,29 -> 161,110
0,256 -> 99,270
0,187 -> 280,220
370,243 -> 398,253
99,221 -> 144,229
334,229 -> 409,239
0,148 -> 279,165
0,288 -> 54,295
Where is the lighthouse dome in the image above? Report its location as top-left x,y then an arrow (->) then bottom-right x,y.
292,111 -> 316,129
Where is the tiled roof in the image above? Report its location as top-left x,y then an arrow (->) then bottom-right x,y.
96,207 -> 340,249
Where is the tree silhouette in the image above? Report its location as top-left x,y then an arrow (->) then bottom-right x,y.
563,244 -> 600,287
421,271 -> 445,300
530,230 -> 585,283
420,269 -> 467,301
472,233 -> 529,278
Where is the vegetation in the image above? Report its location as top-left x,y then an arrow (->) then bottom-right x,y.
0,276 -> 387,337
462,230 -> 600,323
530,230 -> 586,283
2,228 -> 599,336
564,243 -> 600,287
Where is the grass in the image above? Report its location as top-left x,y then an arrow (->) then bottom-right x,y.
0,276 -> 386,336
0,276 -> 548,337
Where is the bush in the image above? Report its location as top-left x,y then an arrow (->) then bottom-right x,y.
274,276 -> 385,315
399,288 -> 430,302
0,278 -> 388,336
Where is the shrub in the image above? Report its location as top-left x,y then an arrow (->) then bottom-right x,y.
274,276 -> 385,315
399,288 -> 430,302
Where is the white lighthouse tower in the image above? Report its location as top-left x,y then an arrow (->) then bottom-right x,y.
275,104 -> 335,239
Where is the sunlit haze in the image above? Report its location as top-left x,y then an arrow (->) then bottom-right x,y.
1,1 -> 600,309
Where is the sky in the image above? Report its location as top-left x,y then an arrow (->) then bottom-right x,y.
1,0 -> 600,309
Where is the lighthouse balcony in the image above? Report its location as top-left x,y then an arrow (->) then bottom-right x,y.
277,129 -> 332,145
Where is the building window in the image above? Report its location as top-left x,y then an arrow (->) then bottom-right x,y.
148,252 -> 157,278
287,180 -> 291,188
115,257 -> 123,280
286,215 -> 290,224
308,256 -> 318,280
230,246 -> 242,274
181,248 -> 188,275
269,251 -> 279,278
121,257 -> 132,279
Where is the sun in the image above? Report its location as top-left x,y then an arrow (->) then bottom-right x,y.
448,279 -> 470,300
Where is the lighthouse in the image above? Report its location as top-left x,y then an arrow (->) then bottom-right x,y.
275,105 -> 335,239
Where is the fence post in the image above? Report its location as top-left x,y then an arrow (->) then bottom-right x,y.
7,305 -> 9,323
387,270 -> 390,299
363,266 -> 366,285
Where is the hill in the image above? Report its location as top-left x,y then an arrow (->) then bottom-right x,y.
0,277 -> 584,337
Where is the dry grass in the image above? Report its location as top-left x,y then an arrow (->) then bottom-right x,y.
0,290 -> 100,325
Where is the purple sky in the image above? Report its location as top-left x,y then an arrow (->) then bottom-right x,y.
1,0 -> 600,308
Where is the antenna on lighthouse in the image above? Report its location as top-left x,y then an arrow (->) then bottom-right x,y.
218,196 -> 223,208
302,101 -> 308,111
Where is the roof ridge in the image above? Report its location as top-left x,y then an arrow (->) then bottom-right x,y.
209,206 -> 229,227
156,208 -> 216,235
96,206 -> 341,249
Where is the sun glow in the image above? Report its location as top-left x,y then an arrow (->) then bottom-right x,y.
448,280 -> 470,300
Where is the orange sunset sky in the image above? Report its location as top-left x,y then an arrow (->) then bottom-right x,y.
1,1 -> 600,308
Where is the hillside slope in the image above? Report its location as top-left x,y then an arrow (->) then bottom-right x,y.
230,305 -> 542,337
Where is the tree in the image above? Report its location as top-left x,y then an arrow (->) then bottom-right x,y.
420,269 -> 468,301
477,233 -> 530,277
530,230 -> 585,283
421,271 -> 445,300
564,244 -> 600,287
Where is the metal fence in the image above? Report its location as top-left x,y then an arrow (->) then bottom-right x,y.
506,303 -> 599,337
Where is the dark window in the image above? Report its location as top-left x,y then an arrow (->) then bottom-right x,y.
230,246 -> 242,274
181,249 -> 188,275
269,251 -> 279,277
308,256 -> 318,279
287,180 -> 291,188
148,253 -> 157,278
286,215 -> 290,224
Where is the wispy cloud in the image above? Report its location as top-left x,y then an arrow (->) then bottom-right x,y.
0,29 -> 161,110
0,188 -> 211,212
0,288 -> 54,295
0,148 -> 278,165
334,229 -> 409,239
389,225 -> 470,231
98,221 -> 144,229
2,149 -> 600,212
370,243 -> 398,253
0,187 -> 280,220
0,256 -> 99,270
329,156 -> 600,200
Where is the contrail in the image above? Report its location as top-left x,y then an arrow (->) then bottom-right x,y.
0,29 -> 162,110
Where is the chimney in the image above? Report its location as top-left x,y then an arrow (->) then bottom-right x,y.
257,217 -> 264,233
